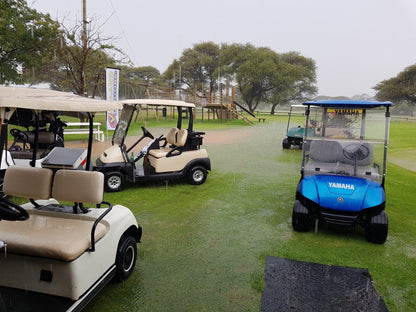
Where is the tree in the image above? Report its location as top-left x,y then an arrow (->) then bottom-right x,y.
220,45 -> 317,114
26,18 -> 123,97
219,43 -> 256,78
269,52 -> 317,114
374,64 -> 416,116
124,66 -> 160,84
234,48 -> 284,113
0,0 -> 61,83
164,42 -> 220,95
117,65 -> 162,99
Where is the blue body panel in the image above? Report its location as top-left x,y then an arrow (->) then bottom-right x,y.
297,175 -> 385,212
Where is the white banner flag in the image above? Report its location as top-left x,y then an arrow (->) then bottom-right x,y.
106,67 -> 120,130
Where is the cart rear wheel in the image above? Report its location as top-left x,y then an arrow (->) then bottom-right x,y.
365,210 -> 388,244
105,172 -> 123,192
115,235 -> 137,282
187,166 -> 207,185
292,200 -> 313,232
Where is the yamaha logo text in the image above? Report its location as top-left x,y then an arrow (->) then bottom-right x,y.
328,182 -> 355,190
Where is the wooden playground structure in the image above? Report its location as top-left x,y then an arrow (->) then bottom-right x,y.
121,82 -> 255,126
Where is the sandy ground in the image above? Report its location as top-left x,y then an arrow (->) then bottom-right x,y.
66,127 -> 252,159
30,127 -> 416,173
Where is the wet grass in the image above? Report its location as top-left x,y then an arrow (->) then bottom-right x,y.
80,119 -> 416,311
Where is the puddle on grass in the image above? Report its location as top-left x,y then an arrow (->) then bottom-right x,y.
389,149 -> 416,172
84,121 -> 311,312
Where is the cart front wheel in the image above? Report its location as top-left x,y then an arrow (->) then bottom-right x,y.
105,172 -> 123,192
365,210 -> 388,244
292,200 -> 313,232
115,235 -> 137,281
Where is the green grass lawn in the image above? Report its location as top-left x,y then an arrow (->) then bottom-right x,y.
78,118 -> 416,311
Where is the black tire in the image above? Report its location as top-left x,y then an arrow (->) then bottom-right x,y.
365,210 -> 388,244
292,200 -> 313,232
282,138 -> 291,149
104,172 -> 123,192
187,166 -> 207,185
0,180 -> 6,198
115,235 -> 137,282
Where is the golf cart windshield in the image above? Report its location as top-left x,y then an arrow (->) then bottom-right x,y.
301,100 -> 391,183
113,104 -> 135,146
286,105 -> 320,137
306,107 -> 387,141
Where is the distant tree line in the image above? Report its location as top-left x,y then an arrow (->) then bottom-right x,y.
373,65 -> 416,116
1,0 -> 415,116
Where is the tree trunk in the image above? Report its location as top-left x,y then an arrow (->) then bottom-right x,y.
270,103 -> 278,115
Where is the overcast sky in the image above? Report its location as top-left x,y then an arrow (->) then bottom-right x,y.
29,0 -> 416,97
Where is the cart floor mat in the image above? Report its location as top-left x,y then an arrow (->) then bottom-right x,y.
261,255 -> 388,312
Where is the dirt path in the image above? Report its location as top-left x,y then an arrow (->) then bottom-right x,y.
66,127 -> 252,158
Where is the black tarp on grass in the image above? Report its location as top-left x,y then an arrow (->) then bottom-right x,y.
261,256 -> 388,312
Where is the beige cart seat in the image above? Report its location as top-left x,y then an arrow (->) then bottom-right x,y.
149,129 -> 188,158
304,140 -> 379,180
0,167 -> 107,261
165,127 -> 179,147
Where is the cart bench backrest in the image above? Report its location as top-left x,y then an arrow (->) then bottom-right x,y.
0,168 -> 107,262
22,131 -> 56,145
3,166 -> 53,199
3,166 -> 104,205
166,127 -> 179,146
175,129 -> 188,147
52,169 -> 104,204
309,140 -> 373,166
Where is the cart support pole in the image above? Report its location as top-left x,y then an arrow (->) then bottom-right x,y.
300,106 -> 310,178
30,113 -> 40,167
0,124 -> 8,167
86,113 -> 94,171
382,107 -> 390,188
0,108 -> 12,167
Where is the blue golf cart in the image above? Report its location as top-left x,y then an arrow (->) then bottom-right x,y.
292,100 -> 392,244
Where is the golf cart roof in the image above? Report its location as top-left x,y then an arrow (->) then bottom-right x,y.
303,100 -> 392,108
121,98 -> 195,108
0,87 -> 122,112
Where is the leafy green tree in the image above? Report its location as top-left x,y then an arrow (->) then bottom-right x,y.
117,65 -> 162,99
220,45 -> 317,114
26,19 -> 121,97
122,66 -> 160,83
374,64 -> 416,116
269,52 -> 317,114
0,0 -> 61,83
219,43 -> 256,78
233,48 -> 285,113
164,42 -> 220,95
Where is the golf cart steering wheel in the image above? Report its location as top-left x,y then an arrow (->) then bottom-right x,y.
10,129 -> 29,142
141,126 -> 154,139
0,198 -> 29,221
342,143 -> 370,161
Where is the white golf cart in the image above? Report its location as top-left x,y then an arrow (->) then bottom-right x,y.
0,87 -> 142,311
0,88 -> 74,196
94,99 -> 211,192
